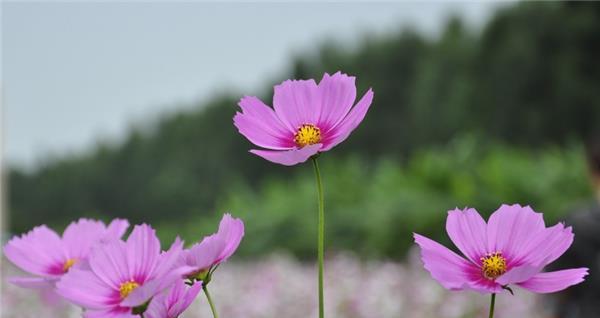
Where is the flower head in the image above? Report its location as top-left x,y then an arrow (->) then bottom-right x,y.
3,218 -> 129,289
234,71 -> 374,165
144,280 -> 202,318
56,224 -> 191,317
180,213 -> 244,284
414,204 -> 588,294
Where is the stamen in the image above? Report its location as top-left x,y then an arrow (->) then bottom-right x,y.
119,280 -> 139,299
294,124 -> 321,147
480,252 -> 507,280
63,258 -> 77,272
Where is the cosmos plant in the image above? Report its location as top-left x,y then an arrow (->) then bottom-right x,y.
414,204 -> 588,318
234,71 -> 374,318
4,214 -> 244,318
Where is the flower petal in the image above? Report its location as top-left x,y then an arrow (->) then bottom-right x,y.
121,265 -> 194,308
62,219 -> 107,260
317,72 -> 356,130
126,224 -> 161,283
84,308 -> 137,318
511,223 -> 573,268
446,208 -> 488,264
214,213 -> 245,264
486,204 -> 545,261
320,88 -> 373,151
183,235 -> 226,272
273,79 -> 321,131
145,280 -> 203,318
166,282 -> 202,318
495,262 -> 545,286
234,96 -> 295,150
56,268 -> 118,310
105,219 -> 130,241
89,239 -> 130,290
151,237 -> 184,279
8,276 -> 56,289
413,233 -> 475,291
518,268 -> 589,293
249,144 -> 321,166
4,225 -> 67,277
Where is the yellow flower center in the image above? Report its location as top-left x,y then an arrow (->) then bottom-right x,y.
63,258 -> 77,272
119,281 -> 139,299
294,124 -> 321,147
481,252 -> 507,280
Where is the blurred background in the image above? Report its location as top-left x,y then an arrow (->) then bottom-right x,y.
2,1 -> 600,317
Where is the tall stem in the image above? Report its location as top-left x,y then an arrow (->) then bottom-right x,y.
488,293 -> 496,318
312,157 -> 325,318
203,285 -> 219,318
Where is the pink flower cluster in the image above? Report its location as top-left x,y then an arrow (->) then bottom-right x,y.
3,71 -> 590,317
3,214 -> 244,318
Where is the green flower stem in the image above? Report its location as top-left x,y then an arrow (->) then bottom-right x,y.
488,293 -> 496,318
311,157 -> 325,318
203,285 -> 219,318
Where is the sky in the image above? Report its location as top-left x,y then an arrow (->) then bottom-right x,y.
2,1 -> 509,169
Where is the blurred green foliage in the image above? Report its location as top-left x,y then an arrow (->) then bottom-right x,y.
158,136 -> 592,260
7,2 -> 600,259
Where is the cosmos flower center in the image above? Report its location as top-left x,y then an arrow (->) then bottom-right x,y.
294,124 -> 321,147
119,280 -> 139,299
63,258 -> 77,272
480,252 -> 507,280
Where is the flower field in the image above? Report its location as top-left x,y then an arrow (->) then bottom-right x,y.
1,250 -> 550,318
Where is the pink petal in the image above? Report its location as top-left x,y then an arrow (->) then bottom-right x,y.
126,224 -> 161,282
9,276 -> 56,289
486,204 -> 545,261
273,79 -> 321,131
250,143 -> 321,166
317,72 -> 356,130
84,308 -> 137,318
4,225 -> 67,277
56,268 -> 118,310
234,96 -> 295,150
413,233 -> 475,291
184,235 -> 226,271
445,208 -> 488,264
511,223 -> 573,268
166,282 -> 202,318
151,237 -> 184,279
62,219 -> 107,260
320,88 -> 373,151
89,239 -> 130,289
214,213 -> 245,264
496,262 -> 545,286
104,219 -> 130,241
121,265 -> 194,307
145,280 -> 202,318
518,268 -> 589,293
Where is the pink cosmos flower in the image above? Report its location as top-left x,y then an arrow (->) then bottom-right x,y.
414,204 -> 588,294
56,224 -> 191,318
144,280 -> 203,318
180,213 -> 244,284
234,71 -> 374,166
3,218 -> 129,290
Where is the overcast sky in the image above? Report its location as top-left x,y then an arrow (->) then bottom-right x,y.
2,1 -> 509,169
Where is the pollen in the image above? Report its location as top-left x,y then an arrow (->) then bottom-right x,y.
119,280 -> 139,299
294,124 -> 321,147
63,258 -> 77,272
481,252 -> 507,280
